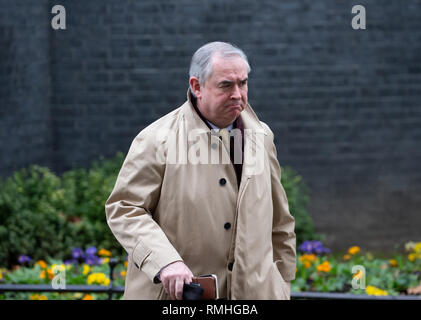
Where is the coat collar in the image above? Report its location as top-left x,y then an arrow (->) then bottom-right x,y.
181,88 -> 267,136
181,89 -> 267,179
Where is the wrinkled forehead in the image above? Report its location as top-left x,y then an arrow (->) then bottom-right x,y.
210,54 -> 248,81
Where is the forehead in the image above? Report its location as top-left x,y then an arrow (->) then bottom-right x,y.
210,55 -> 248,81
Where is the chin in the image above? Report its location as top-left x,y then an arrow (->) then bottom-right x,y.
234,109 -> 243,116
229,111 -> 241,122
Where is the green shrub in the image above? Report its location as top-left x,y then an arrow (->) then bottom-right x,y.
281,166 -> 321,245
60,153 -> 125,252
0,166 -> 77,266
0,153 -> 125,267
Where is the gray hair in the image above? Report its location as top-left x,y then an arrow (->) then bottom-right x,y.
189,42 -> 251,93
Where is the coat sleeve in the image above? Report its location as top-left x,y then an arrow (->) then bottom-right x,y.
105,129 -> 182,282
263,123 -> 297,282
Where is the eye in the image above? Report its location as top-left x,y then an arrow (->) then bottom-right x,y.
219,82 -> 232,89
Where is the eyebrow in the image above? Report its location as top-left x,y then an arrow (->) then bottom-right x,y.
218,78 -> 248,86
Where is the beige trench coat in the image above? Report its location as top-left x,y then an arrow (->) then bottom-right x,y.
105,91 -> 296,299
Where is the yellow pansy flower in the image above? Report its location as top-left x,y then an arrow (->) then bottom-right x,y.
299,254 -> 316,263
299,254 -> 318,269
51,264 -> 66,271
35,260 -> 47,269
414,242 -> 421,254
82,294 -> 94,300
348,246 -> 360,255
343,254 -> 351,261
87,272 -> 110,286
97,273 -> 105,282
47,268 -> 55,280
98,249 -> 112,257
316,261 -> 331,273
366,285 -> 388,296
87,273 -> 97,285
82,264 -> 91,275
389,259 -> 398,267
101,257 -> 110,265
121,270 -> 127,277
29,294 -> 48,300
124,261 -> 128,269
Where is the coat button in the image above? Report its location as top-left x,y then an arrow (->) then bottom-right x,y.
224,222 -> 231,230
219,178 -> 226,186
228,262 -> 234,271
211,143 -> 218,149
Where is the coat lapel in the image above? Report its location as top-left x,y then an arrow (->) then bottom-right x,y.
180,89 -> 267,195
237,102 -> 267,181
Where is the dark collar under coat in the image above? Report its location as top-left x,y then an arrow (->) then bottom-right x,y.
186,89 -> 250,188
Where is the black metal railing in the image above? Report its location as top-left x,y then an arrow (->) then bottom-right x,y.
291,291 -> 421,300
2,284 -> 421,300
0,258 -> 124,300
0,283 -> 125,300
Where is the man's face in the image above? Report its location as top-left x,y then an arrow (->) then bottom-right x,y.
191,54 -> 248,128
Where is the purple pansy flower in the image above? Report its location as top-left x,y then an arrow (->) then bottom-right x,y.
84,247 -> 99,265
299,241 -> 313,253
18,255 -> 31,264
72,248 -> 85,260
299,240 -> 330,255
85,246 -> 97,256
85,254 -> 100,266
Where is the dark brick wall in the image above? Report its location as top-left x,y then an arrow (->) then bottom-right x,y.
0,0 -> 52,175
1,0 -> 421,251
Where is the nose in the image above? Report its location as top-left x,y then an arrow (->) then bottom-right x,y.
230,85 -> 241,100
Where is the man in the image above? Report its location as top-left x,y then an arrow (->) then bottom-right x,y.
105,42 -> 296,300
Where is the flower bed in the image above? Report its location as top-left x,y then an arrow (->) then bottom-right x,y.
0,247 -> 126,300
293,241 -> 421,296
0,242 -> 420,300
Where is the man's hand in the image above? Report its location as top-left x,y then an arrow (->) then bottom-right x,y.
160,261 -> 193,300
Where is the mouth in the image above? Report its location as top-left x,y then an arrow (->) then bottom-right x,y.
225,104 -> 243,111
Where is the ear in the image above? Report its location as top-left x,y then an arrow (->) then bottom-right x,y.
189,77 -> 202,98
